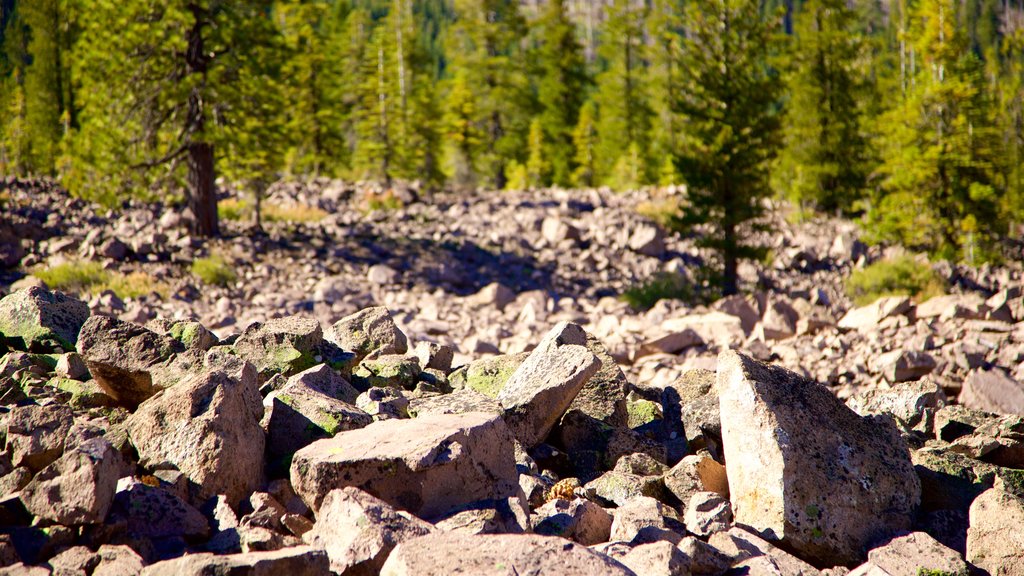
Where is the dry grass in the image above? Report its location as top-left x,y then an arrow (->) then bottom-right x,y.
33,260 -> 168,299
218,198 -> 327,223
361,189 -> 405,213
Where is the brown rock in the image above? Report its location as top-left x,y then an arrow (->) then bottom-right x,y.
141,547 -> 329,576
966,481 -> 1024,574
959,368 -> 1024,416
532,498 -> 613,545
20,437 -> 119,525
77,316 -> 183,407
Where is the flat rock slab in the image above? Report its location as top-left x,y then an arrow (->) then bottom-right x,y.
380,533 -> 637,576
865,531 -> 969,576
141,547 -> 329,576
291,411 -> 519,518
837,296 -> 910,331
959,368 -> 1024,416
0,287 -> 89,351
717,351 -> 920,566
496,322 -> 601,448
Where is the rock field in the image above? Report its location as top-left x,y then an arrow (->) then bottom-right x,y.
1,178 -> 1024,574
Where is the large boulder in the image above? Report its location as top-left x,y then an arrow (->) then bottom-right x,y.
959,368 -> 1024,416
234,317 -> 328,382
291,412 -> 519,518
262,366 -> 370,477
327,307 -> 408,365
126,366 -> 264,507
837,296 -> 911,331
19,437 -> 119,525
141,547 -> 329,576
4,403 -> 73,471
380,533 -> 637,576
303,487 -> 433,575
862,531 -> 969,576
77,316 -> 183,407
966,481 -> 1024,574
717,351 -> 920,566
496,322 -> 601,448
0,287 -> 89,351
106,478 -> 210,540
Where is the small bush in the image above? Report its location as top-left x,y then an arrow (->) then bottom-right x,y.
191,254 -> 237,287
34,261 -> 167,299
362,189 -> 404,213
846,256 -> 945,306
621,272 -> 696,311
218,198 -> 327,223
636,198 -> 679,228
218,198 -> 249,221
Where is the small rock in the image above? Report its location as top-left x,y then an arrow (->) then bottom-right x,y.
5,403 -> 73,471
531,498 -> 613,545
448,353 -> 528,398
141,547 -> 329,576
966,480 -> 1024,573
663,451 -> 729,504
837,296 -> 911,331
233,316 -> 326,382
708,526 -> 821,575
684,491 -> 732,537
108,478 -> 210,540
628,224 -> 665,257
874,349 -> 937,383
327,307 -> 408,364
367,264 -> 399,285
55,352 -> 90,380
467,282 -> 516,311
617,540 -> 688,576
609,496 -> 682,545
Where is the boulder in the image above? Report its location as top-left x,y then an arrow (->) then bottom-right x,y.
678,536 -> 733,575
837,296 -> 911,331
846,379 -> 946,434
77,316 -> 183,407
429,496 -> 530,535
616,541 -> 689,576
141,547 -> 329,576
609,496 -> 682,545
628,224 -> 665,257
684,491 -> 733,537
466,282 -> 516,311
351,354 -> 421,390
496,322 -> 601,448
531,498 -> 613,545
966,481 -> 1024,574
20,437 -> 119,525
407,387 -> 502,417
663,451 -> 729,504
0,287 -> 89,351
637,328 -> 703,358
380,533 -> 636,576
327,307 -> 408,364
107,479 -> 210,540
863,531 -> 968,576
959,368 -> 1024,416
708,527 -> 821,575
585,470 -> 665,507
262,367 -> 371,477
303,487 -> 433,575
93,544 -> 146,575
126,367 -> 264,507
234,316 -> 327,382
717,351 -> 920,566
874,350 -> 937,383
448,352 -> 528,398
4,403 -> 73,471
290,412 -> 519,518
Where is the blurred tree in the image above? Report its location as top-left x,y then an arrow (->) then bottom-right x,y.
648,0 -> 685,184
571,99 -> 598,188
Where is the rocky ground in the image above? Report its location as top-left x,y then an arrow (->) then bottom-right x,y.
0,178 -> 1024,574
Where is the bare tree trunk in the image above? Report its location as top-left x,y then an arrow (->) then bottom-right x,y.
186,3 -> 219,237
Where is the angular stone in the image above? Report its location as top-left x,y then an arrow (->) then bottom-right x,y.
496,322 -> 601,448
708,527 -> 821,575
234,317 -> 325,382
407,387 -> 502,417
846,379 -> 947,434
617,541 -> 689,576
352,354 -> 421,390
662,312 -> 745,348
291,412 -> 518,518
663,451 -> 729,505
837,296 -> 911,331
303,487 -> 433,575
126,367 -> 264,507
141,547 -> 329,576
5,403 -> 73,471
609,496 -> 682,545
448,353 -> 528,398
874,350 -> 937,383
713,294 -> 760,335
429,496 -> 530,535
757,298 -> 799,341
678,536 -> 733,576
531,498 -> 612,545
380,533 -> 636,576
717,351 -> 920,566
585,470 -> 665,507
262,368 -> 371,477
55,352 -> 90,380
93,544 -> 146,576
20,437 -> 119,525
684,491 -> 732,537
628,224 -> 665,257
411,341 -> 454,373
466,282 -> 516,311
47,545 -> 98,574
327,307 -> 408,364
959,368 -> 1024,416
0,287 -> 89,351
637,328 -> 703,358
967,481 -> 1024,574
355,387 -> 410,420
77,316 -> 183,407
108,479 -> 210,539
865,531 -> 968,576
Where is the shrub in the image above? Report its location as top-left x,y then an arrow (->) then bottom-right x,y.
191,254 -> 237,287
34,261 -> 167,299
362,189 -> 404,213
846,255 -> 945,306
218,198 -> 327,223
218,198 -> 249,221
621,272 -> 696,311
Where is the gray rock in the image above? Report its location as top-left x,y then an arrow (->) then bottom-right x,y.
429,496 -> 531,536
846,379 -> 947,434
108,479 -> 210,539
355,387 -> 410,420
708,526 -> 821,575
609,496 -> 682,545
628,224 -> 665,257
684,491 -> 733,537
959,368 -> 1024,416
837,296 -> 911,331
412,341 -> 454,373
663,451 -> 729,505
126,367 -> 264,507
5,403 -> 73,471
291,412 -> 519,518
77,316 -> 183,407
407,387 -> 502,417
303,487 -> 433,575
531,498 -> 613,545
585,470 -> 666,507
496,322 -> 601,448
352,354 -> 421,390
0,287 -> 89,351
967,480 -> 1024,574
617,541 -> 689,576
55,352 -> 90,380
875,350 -> 937,383
466,282 -> 516,311
93,544 -> 146,576
20,437 -> 119,525
380,532 -> 636,576
327,307 -> 408,364
678,536 -> 733,575
234,316 -> 326,382
864,531 -> 968,576
141,547 -> 329,576
718,351 -> 920,566
449,352 -> 528,398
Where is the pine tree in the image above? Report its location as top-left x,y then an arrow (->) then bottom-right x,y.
868,0 -> 1004,260
671,0 -> 784,295
68,0 -> 284,237
594,0 -> 652,189
444,0 -> 532,189
777,0 -> 871,214
0,2 -> 29,175
571,99 -> 598,187
647,0 -> 685,183
996,19 -> 1024,226
533,0 -> 588,187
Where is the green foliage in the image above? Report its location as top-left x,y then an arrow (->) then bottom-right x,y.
191,254 -> 237,287
846,256 -> 946,306
33,260 -> 167,299
571,100 -> 598,188
776,0 -> 872,214
670,0 -> 785,295
621,270 -> 719,311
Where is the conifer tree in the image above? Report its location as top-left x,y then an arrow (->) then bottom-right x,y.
647,0 -> 685,183
571,99 -> 598,187
868,0 -> 1004,260
671,0 -> 784,295
534,0 -> 588,186
777,0 -> 871,214
594,0 -> 652,189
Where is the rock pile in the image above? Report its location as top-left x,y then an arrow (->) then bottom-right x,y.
1,285 -> 1022,574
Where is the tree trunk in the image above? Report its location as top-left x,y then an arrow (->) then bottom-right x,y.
185,3 -> 219,237
722,221 -> 738,296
